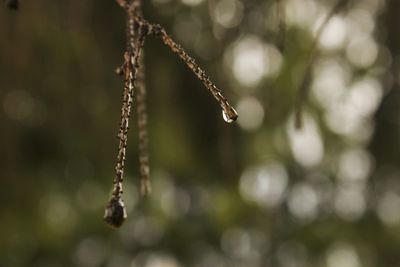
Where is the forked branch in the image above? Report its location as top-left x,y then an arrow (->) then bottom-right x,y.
4,0 -> 238,228
104,0 -> 238,227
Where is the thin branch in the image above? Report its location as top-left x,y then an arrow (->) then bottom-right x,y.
133,5 -> 152,196
136,60 -> 151,196
104,2 -> 146,227
104,51 -> 134,228
294,0 -> 347,129
150,23 -> 238,122
120,14 -> 239,121
277,0 -> 286,53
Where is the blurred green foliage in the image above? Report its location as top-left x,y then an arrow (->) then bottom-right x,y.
1,0 -> 400,266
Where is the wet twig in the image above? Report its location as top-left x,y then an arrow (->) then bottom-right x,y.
104,0 -> 238,227
3,0 -> 238,227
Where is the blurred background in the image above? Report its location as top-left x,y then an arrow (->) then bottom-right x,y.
0,0 -> 399,266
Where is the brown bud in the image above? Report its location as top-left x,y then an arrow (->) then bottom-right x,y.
104,198 -> 127,228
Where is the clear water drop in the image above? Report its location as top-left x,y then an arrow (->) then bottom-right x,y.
222,107 -> 238,123
223,110 -> 234,123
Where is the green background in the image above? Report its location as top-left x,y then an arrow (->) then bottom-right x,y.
1,0 -> 399,266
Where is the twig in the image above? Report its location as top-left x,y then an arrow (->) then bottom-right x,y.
150,23 -> 238,122
106,7 -> 238,226
133,5 -> 152,196
277,0 -> 286,52
136,62 -> 151,196
104,1 -> 146,227
294,0 -> 347,129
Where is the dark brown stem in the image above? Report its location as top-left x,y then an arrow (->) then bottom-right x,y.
105,0 -> 145,227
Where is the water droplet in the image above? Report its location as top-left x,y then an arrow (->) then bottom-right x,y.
104,198 -> 127,228
222,107 -> 238,123
222,111 -> 233,123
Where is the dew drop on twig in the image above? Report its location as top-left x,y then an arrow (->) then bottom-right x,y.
222,107 -> 238,123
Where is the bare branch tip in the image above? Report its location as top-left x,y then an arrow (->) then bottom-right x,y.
104,197 -> 127,228
294,111 -> 303,130
140,180 -> 152,196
